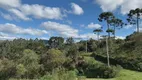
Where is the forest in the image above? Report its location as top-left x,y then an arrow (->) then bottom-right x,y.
0,8 -> 142,80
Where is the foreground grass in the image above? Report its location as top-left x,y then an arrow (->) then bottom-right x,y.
87,69 -> 142,80
115,69 -> 142,80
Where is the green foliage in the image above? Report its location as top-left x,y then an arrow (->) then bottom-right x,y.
64,44 -> 79,70
16,64 -> 27,78
18,49 -> 40,78
93,28 -> 103,40
0,38 -> 46,60
78,39 -> 97,52
106,29 -> 114,33
98,12 -> 114,22
41,49 -> 65,71
66,37 -> 74,45
94,33 -> 142,71
67,44 -> 79,60
78,56 -> 121,78
0,29 -> 141,80
85,64 -> 121,78
126,32 -> 142,41
0,58 -> 16,80
40,69 -> 76,80
48,37 -> 64,49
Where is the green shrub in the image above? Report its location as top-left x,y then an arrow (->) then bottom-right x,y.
84,62 -> 121,78
40,75 -> 54,80
40,69 -> 77,80
137,63 -> 142,71
0,58 -> 16,80
77,76 -> 86,80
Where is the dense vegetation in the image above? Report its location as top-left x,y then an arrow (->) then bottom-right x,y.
93,32 -> 142,71
0,32 -> 141,80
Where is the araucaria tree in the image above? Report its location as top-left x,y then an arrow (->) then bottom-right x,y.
98,12 -> 115,38
127,8 -> 142,33
98,12 -> 115,67
110,18 -> 124,38
93,28 -> 103,40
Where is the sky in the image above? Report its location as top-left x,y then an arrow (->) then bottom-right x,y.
0,0 -> 142,40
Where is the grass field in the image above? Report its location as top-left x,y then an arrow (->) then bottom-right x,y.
86,69 -> 142,80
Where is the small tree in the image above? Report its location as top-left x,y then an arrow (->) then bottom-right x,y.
19,49 -> 40,78
48,37 -> 64,48
93,29 -> 103,41
66,37 -> 74,45
41,49 -> 65,71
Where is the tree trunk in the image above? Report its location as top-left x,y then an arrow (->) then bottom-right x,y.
137,15 -> 139,33
107,20 -> 110,38
97,32 -> 100,41
86,40 -> 87,53
106,37 -> 110,67
114,26 -> 116,38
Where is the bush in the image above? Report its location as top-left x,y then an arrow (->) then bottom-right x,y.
84,60 -> 121,78
40,75 -> 54,80
77,76 -> 86,80
41,49 -> 66,71
137,63 -> 142,71
0,58 -> 16,80
40,69 -> 77,80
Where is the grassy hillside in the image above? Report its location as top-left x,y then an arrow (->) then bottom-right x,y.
87,69 -> 142,80
93,32 -> 142,71
113,32 -> 142,59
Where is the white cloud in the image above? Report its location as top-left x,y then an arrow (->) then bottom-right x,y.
140,28 -> 142,32
78,33 -> 98,39
41,21 -> 79,37
0,23 -> 48,36
138,22 -> 142,32
96,0 -> 142,14
0,32 -> 17,40
87,23 -> 101,29
8,8 -> 31,21
0,13 -> 13,20
124,25 -> 133,29
115,36 -> 125,39
38,37 -> 49,40
41,21 -> 98,40
121,0 -> 142,14
20,4 -> 64,20
96,0 -> 123,12
71,3 -> 84,15
0,0 -> 21,8
0,0 -> 65,20
0,1 -> 84,21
